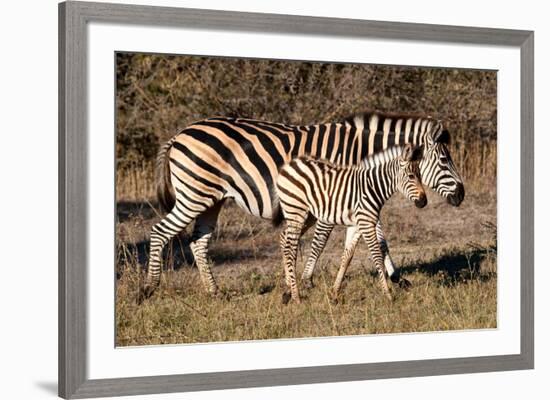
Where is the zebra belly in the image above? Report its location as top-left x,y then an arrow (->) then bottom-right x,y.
310,204 -> 357,227
223,192 -> 275,220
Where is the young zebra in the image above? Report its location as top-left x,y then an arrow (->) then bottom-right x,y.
275,144 -> 426,303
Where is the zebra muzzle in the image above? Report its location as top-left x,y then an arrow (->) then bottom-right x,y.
415,195 -> 427,208
447,183 -> 465,207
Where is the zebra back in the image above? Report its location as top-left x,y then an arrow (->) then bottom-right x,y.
158,111 -> 448,218
340,110 -> 439,153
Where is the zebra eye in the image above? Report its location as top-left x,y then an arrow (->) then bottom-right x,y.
408,173 -> 415,179
439,155 -> 447,162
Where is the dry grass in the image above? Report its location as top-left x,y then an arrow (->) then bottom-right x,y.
116,160 -> 154,203
116,191 -> 497,346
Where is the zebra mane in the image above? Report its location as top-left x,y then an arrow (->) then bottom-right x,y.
294,145 -> 413,171
341,109 -> 435,128
360,145 -> 409,169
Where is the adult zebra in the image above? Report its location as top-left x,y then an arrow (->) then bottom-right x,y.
139,111 -> 464,301
275,145 -> 426,303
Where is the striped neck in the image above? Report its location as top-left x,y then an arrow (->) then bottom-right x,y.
358,157 -> 400,209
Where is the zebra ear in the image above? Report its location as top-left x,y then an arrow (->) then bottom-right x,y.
434,129 -> 451,144
402,144 -> 413,161
410,145 -> 424,162
403,144 -> 423,162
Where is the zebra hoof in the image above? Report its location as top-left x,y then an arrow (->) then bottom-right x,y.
329,296 -> 339,306
398,278 -> 412,290
212,290 -> 231,301
137,285 -> 155,305
302,279 -> 315,290
281,291 -> 292,305
258,283 -> 275,295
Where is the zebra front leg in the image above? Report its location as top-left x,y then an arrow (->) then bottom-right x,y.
280,221 -> 304,304
332,226 -> 361,300
302,221 -> 334,289
189,201 -> 225,296
375,221 -> 411,289
358,222 -> 392,301
376,220 -> 396,281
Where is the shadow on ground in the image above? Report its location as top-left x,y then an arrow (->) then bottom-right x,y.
117,237 -> 277,279
401,247 -> 496,286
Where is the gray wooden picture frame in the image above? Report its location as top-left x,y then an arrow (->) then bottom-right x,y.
59,1 -> 534,398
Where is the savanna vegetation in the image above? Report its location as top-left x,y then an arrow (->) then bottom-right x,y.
115,53 -> 497,346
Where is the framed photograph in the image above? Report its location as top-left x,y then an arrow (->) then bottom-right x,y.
59,1 -> 534,398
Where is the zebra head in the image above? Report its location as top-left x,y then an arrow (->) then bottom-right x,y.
420,123 -> 465,207
397,145 -> 427,209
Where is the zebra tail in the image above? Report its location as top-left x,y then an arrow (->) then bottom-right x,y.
271,202 -> 284,227
155,136 -> 177,212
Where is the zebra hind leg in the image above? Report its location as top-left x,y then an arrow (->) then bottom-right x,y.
139,207 -> 196,304
301,221 -> 334,290
189,201 -> 225,297
280,219 -> 306,304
